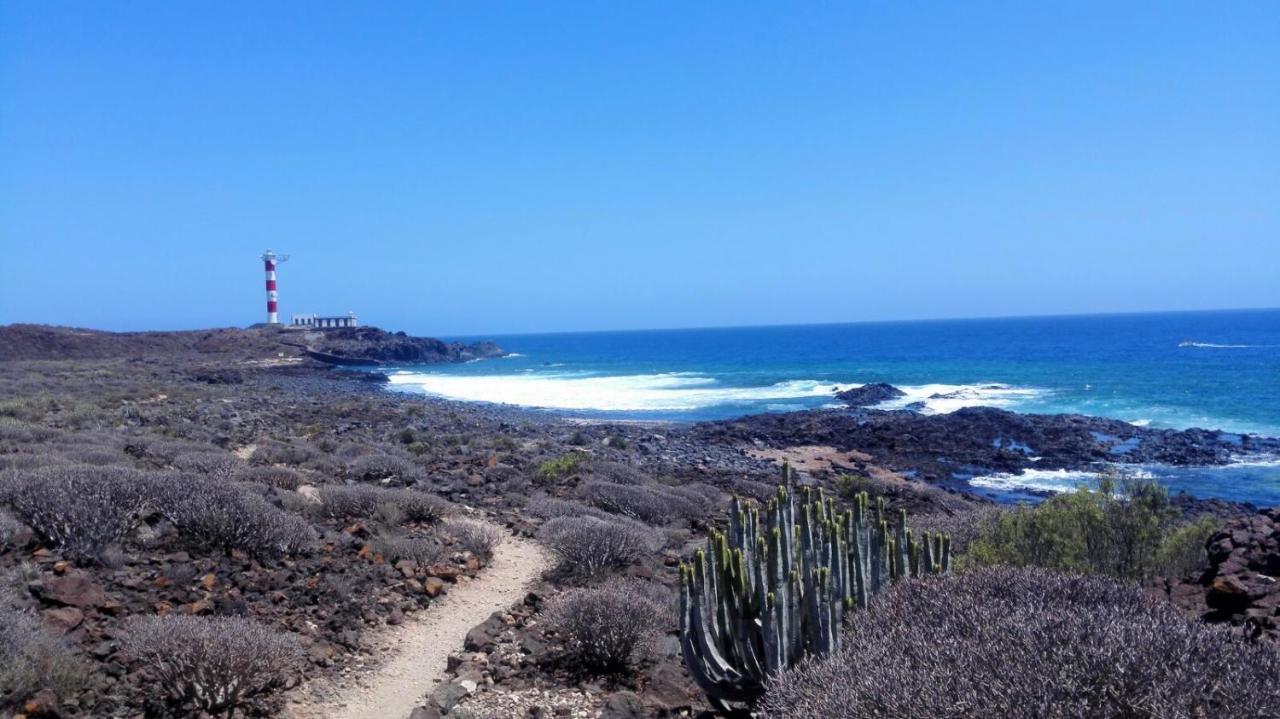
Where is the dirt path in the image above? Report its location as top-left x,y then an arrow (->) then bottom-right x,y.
288,527 -> 549,719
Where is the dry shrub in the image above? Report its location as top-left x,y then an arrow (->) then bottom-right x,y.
149,475 -> 314,557
172,451 -> 243,481
4,466 -> 149,563
318,485 -> 451,523
63,446 -> 129,467
908,506 -> 999,556
442,518 -> 502,561
233,465 -> 305,491
675,481 -> 722,504
580,480 -> 709,525
526,495 -> 615,522
126,436 -> 216,466
761,567 -> 1280,718
123,615 -> 302,715
544,578 -> 669,672
732,478 -> 779,502
397,489 -> 453,523
0,509 -> 26,553
345,454 -> 422,485
373,535 -> 447,565
0,453 -> 71,472
0,607 -> 92,711
539,516 -> 660,579
249,441 -> 324,468
583,461 -> 651,485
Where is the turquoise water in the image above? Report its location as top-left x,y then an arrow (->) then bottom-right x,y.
386,309 -> 1280,504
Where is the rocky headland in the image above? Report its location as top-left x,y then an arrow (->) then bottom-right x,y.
0,323 -> 505,368
304,327 -> 505,366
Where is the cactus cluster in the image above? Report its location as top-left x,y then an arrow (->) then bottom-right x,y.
678,465 -> 951,710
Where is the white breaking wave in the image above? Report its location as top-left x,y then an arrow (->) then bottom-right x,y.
968,468 -> 1097,494
969,467 -> 1163,494
1226,455 -> 1280,468
1179,341 -> 1276,349
388,370 -> 1049,415
387,371 -> 842,411
869,383 -> 1047,414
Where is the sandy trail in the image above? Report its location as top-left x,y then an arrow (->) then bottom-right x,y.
289,527 -> 549,719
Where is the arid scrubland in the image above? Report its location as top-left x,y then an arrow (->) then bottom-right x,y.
1,327 -> 1277,717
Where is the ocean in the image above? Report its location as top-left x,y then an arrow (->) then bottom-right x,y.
385,309 -> 1280,504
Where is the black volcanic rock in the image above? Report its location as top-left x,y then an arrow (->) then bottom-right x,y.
835,383 -> 906,407
694,405 -> 1280,483
1158,507 -> 1280,642
307,327 -> 505,365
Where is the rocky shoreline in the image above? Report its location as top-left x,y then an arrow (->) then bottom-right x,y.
1,324 -> 1277,717
694,404 -> 1278,486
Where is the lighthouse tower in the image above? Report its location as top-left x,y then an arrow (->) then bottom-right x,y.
261,250 -> 289,324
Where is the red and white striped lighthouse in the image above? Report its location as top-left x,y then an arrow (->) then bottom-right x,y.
261,250 -> 289,324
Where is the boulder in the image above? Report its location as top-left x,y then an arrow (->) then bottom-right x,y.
1161,507 -> 1280,641
31,573 -> 108,608
423,577 -> 446,597
42,606 -> 85,634
834,383 -> 906,407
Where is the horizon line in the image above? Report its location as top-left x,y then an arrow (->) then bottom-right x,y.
440,305 -> 1280,340
3,304 -> 1277,339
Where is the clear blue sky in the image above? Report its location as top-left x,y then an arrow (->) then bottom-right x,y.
1,2 -> 1277,336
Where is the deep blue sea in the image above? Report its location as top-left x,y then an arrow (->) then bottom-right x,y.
385,309 -> 1280,505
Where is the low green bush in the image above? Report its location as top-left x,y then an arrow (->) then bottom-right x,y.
535,451 -> 588,483
965,475 -> 1219,579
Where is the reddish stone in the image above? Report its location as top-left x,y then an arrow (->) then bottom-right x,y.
42,607 -> 85,634
99,600 -> 127,616
424,577 -> 446,597
33,573 -> 108,608
184,599 -> 212,615
22,688 -> 59,717
427,564 -> 461,581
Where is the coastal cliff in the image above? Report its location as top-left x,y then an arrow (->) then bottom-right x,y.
0,323 -> 503,366
304,326 -> 504,365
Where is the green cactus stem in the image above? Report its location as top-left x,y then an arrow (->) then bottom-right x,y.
678,464 -> 949,710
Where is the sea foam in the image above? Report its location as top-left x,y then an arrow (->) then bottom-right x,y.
868,383 -> 1047,414
387,370 -> 842,412
968,468 -> 1099,494
389,370 -> 1049,415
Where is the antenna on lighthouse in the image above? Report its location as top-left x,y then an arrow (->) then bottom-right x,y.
261,250 -> 290,324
